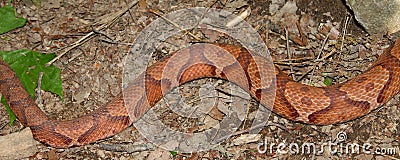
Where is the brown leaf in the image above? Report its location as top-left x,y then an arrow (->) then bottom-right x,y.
209,107 -> 224,120
139,0 -> 147,11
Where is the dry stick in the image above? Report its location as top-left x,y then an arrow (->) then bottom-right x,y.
226,7 -> 251,27
31,43 -> 41,50
275,56 -> 315,62
215,88 -> 254,101
149,9 -> 202,41
214,122 -> 291,143
273,61 -> 312,66
124,0 -> 137,20
340,15 -> 351,53
149,1 -> 247,43
285,28 -> 295,80
99,143 -> 155,153
45,0 -> 139,66
296,21 -> 308,46
208,0 -> 219,9
296,32 -> 331,83
66,38 -> 92,63
125,3 -> 137,49
92,29 -> 114,41
45,30 -> 92,66
36,72 -> 44,108
315,48 -> 337,62
98,37 -> 134,46
316,32 -> 331,60
0,123 -> 6,130
179,0 -> 220,39
296,48 -> 336,82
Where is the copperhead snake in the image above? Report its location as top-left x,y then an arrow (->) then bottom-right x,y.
1,38 -> 400,148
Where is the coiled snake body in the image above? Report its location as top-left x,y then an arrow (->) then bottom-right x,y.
1,39 -> 400,148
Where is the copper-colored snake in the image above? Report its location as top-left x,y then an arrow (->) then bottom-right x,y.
1,39 -> 400,148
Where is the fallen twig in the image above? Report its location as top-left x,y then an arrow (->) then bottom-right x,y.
213,122 -> 291,143
46,0 -> 139,66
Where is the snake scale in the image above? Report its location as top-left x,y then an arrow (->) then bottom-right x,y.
1,38 -> 400,148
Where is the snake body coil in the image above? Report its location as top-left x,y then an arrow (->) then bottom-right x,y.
1,40 -> 400,148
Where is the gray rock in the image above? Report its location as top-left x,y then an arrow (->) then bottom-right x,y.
346,0 -> 400,34
0,128 -> 38,160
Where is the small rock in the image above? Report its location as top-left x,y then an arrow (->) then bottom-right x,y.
97,150 -> 106,158
0,128 -> 38,160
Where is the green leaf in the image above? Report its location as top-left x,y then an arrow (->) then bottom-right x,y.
0,5 -> 26,34
324,77 -> 333,86
0,49 -> 63,125
2,96 -> 16,125
170,150 -> 178,156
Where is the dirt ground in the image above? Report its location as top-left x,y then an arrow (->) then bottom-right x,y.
0,0 -> 399,159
